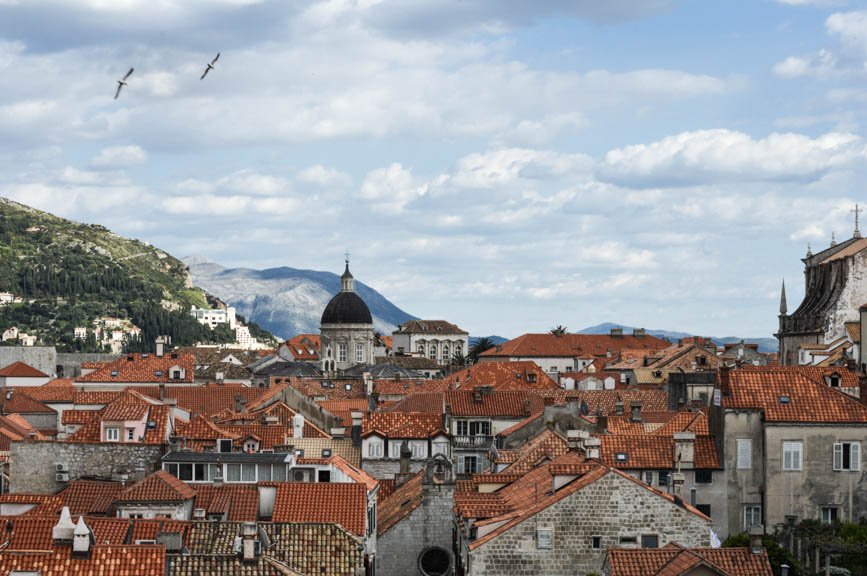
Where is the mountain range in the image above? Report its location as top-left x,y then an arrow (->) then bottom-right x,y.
184,256 -> 417,339
577,322 -> 778,353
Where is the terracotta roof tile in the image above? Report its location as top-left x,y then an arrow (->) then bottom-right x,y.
362,412 -> 444,439
480,333 -> 668,359
378,471 -> 423,535
722,368 -> 867,422
76,352 -> 194,384
194,484 -> 259,522
0,391 -> 55,414
0,361 -> 48,378
271,483 -> 367,535
599,435 -> 720,469
431,361 -> 559,392
446,390 -> 544,418
59,480 -> 124,515
115,469 -> 196,503
606,546 -> 773,576
0,544 -> 165,575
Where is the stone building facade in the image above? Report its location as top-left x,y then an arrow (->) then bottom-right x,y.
391,320 -> 469,365
377,456 -> 457,576
9,440 -> 163,493
320,259 -> 374,374
460,469 -> 711,576
777,235 -> 867,366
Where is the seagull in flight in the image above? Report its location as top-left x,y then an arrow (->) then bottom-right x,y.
114,67 -> 134,100
201,52 -> 220,80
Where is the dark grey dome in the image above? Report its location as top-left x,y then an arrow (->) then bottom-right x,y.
321,291 -> 372,325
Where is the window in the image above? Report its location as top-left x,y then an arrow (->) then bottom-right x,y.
641,535 -> 659,549
469,421 -> 491,437
830,375 -> 840,387
417,343 -> 425,355
442,345 -> 449,361
822,507 -> 839,524
227,464 -> 241,482
833,442 -> 861,471
643,471 -> 654,485
429,345 -> 437,359
695,470 -> 713,484
272,465 -> 286,482
433,442 -> 449,456
619,536 -> 638,546
367,442 -> 382,458
218,439 -> 233,453
615,453 -> 628,463
456,421 -> 468,436
356,343 -> 364,363
241,463 -> 256,482
783,441 -> 803,471
164,463 -> 178,477
591,536 -> 602,549
411,443 -> 426,459
106,427 -> 119,442
737,439 -> 752,469
178,463 -> 193,481
126,428 -> 136,441
696,504 -> 711,517
338,344 -> 347,362
658,471 -> 670,487
744,506 -> 761,529
391,442 -> 402,459
418,546 -> 451,576
458,456 -> 480,474
194,464 -> 206,482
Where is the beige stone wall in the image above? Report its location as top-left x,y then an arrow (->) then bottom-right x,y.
468,470 -> 711,576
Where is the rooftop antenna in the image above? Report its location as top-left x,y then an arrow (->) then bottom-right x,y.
852,204 -> 862,238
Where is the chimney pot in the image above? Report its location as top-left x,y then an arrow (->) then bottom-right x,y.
749,525 -> 764,554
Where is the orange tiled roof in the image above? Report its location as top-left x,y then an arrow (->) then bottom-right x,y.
0,391 -> 55,414
378,471 -> 423,535
722,368 -> 867,422
432,361 -> 559,392
126,383 -> 285,417
382,392 -> 445,414
76,352 -> 194,383
446,390 -> 544,418
362,412 -> 444,439
498,429 -> 570,475
0,544 -> 165,576
599,435 -> 720,469
61,409 -> 99,426
193,484 -> 259,522
0,361 -> 48,378
130,518 -> 189,544
115,469 -> 196,503
606,545 -> 773,576
59,480 -> 124,515
845,321 -> 861,343
284,377 -> 367,401
284,334 -> 321,361
480,333 -> 668,359
271,483 -> 367,535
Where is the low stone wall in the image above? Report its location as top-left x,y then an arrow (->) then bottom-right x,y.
362,458 -> 424,479
9,441 -> 164,493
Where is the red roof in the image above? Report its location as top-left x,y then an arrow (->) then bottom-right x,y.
283,334 -> 321,361
432,361 -> 559,391
0,361 -> 48,378
0,391 -> 55,414
0,544 -> 165,576
193,484 -> 259,522
362,412 -> 444,439
115,470 -> 196,503
722,368 -> 867,422
59,480 -> 124,515
446,390 -> 545,418
606,545 -> 773,576
76,352 -> 194,384
378,471 -> 423,535
480,333 -> 668,358
599,434 -> 720,469
271,483 -> 367,535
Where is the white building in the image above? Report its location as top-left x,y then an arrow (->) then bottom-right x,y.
391,320 -> 469,365
191,306 -> 237,330
74,327 -> 88,340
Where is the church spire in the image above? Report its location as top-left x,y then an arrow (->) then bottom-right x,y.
779,279 -> 787,316
852,204 -> 862,239
341,252 -> 355,292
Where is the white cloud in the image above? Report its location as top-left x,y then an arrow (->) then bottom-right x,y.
217,170 -> 290,196
772,49 -> 836,78
89,145 -> 147,168
599,129 -> 867,187
826,10 -> 867,57
163,194 -> 298,216
359,163 -> 427,213
297,164 -> 352,187
451,148 -> 592,189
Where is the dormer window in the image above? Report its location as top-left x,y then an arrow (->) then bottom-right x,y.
615,453 -> 628,463
154,370 -> 163,377
168,365 -> 185,380
218,439 -> 233,453
110,370 -> 119,377
829,375 -> 840,387
779,396 -> 791,404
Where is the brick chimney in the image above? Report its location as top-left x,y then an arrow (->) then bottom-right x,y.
629,402 -> 642,422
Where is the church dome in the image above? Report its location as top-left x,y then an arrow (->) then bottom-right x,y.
321,291 -> 372,325
320,258 -> 372,325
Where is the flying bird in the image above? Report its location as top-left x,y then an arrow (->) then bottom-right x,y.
114,67 -> 134,100
201,52 -> 220,80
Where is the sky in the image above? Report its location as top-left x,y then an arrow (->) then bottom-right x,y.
1,0 -> 867,339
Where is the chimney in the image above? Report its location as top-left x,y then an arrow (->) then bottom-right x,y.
523,398 -> 531,416
749,525 -> 764,554
634,328 -> 646,338
234,395 -> 247,414
672,472 -> 685,497
614,401 -> 624,415
597,410 -> 608,433
610,328 -> 623,338
473,389 -> 482,403
73,516 -> 91,555
293,413 -> 304,439
241,521 -> 258,563
629,402 -> 642,422
159,382 -> 165,401
134,458 -> 146,482
584,437 -> 601,460
53,507 -> 75,544
674,432 -> 695,469
155,336 -> 166,358
399,440 -> 412,474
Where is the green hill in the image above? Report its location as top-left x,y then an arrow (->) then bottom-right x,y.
0,197 -> 274,353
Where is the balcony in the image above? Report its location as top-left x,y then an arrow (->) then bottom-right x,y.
453,435 -> 493,449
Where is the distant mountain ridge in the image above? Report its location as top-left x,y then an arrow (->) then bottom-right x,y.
184,256 -> 417,339
577,322 -> 778,353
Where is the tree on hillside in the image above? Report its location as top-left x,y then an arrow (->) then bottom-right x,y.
549,325 -> 568,337
468,337 -> 495,364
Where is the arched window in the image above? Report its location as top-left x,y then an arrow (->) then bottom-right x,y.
417,342 -> 425,356
418,547 -> 451,576
429,344 -> 437,359
442,345 -> 449,362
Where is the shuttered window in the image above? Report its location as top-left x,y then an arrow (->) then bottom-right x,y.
833,442 -> 861,471
782,441 -> 802,471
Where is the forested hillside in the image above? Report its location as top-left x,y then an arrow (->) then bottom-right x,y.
0,198 -> 267,352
